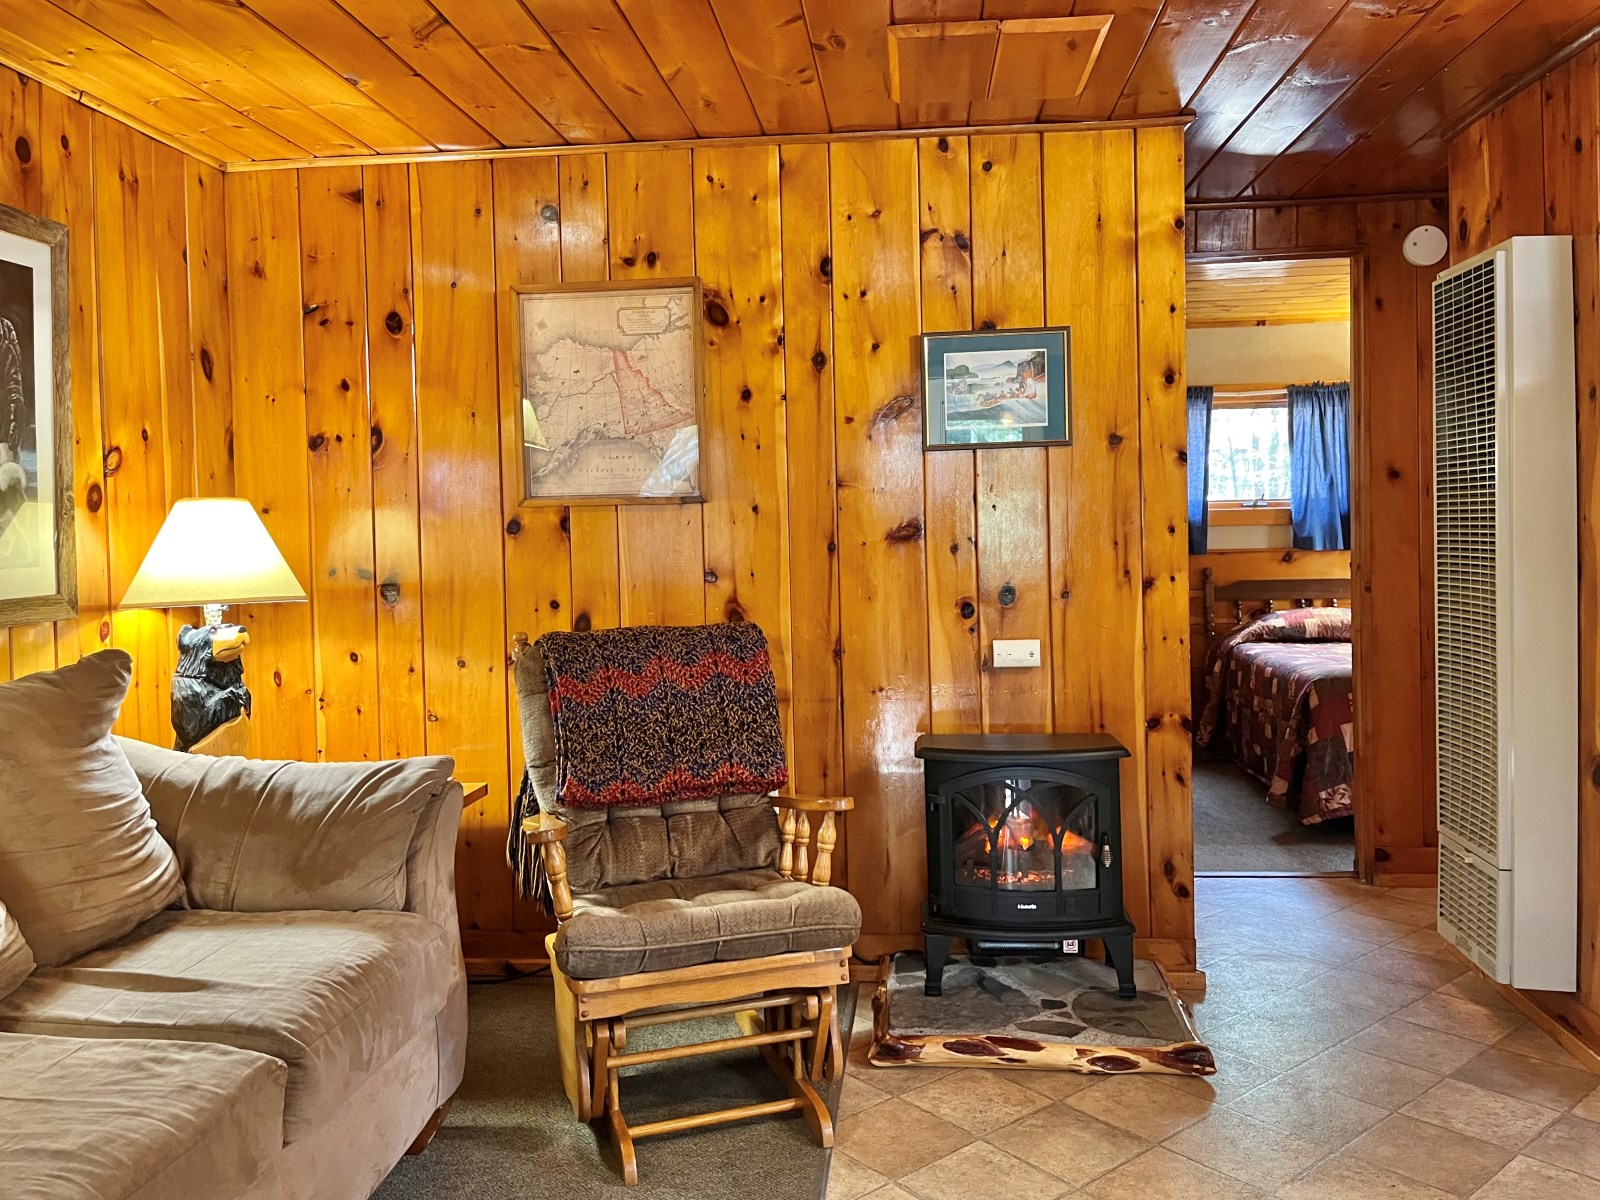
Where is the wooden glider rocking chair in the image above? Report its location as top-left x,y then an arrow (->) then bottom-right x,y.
511,630 -> 859,1185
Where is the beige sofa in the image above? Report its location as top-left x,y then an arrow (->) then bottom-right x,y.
0,738 -> 468,1200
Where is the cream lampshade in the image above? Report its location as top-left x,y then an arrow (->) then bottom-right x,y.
121,497 -> 306,754
122,497 -> 306,620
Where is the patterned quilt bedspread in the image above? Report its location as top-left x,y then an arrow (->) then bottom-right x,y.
1197,607 -> 1355,825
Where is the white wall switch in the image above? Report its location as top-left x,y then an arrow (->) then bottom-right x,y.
992,639 -> 1041,669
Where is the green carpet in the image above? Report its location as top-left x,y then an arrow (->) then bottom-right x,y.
373,974 -> 852,1200
1193,760 -> 1354,874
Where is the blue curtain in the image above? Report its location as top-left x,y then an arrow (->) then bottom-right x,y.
1187,386 -> 1213,555
1289,381 -> 1351,551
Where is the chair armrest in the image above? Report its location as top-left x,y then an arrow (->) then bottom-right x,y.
773,796 -> 848,888
773,792 -> 854,813
522,811 -> 570,844
521,813 -> 574,922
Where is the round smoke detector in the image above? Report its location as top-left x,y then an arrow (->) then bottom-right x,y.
1403,224 -> 1449,267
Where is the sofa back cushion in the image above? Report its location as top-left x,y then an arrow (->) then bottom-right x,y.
0,650 -> 184,966
117,738 -> 456,913
512,636 -> 781,894
0,902 -> 32,1000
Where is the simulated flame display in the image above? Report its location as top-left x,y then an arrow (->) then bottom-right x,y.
953,788 -> 1098,892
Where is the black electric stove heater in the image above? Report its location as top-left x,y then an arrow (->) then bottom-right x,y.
918,733 -> 1136,999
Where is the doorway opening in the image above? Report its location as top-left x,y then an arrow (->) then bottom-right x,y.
1186,256 -> 1357,876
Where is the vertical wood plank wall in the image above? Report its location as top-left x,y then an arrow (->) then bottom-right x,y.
1186,196 -> 1443,885
1446,43 -> 1600,1051
0,75 -> 223,741
230,128 -> 1194,970
0,75 -> 1195,973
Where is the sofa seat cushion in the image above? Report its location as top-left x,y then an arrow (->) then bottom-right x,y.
0,1031 -> 285,1200
555,869 -> 861,979
0,908 -> 455,1142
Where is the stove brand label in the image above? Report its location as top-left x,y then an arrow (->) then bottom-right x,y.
1015,902 -> 1038,910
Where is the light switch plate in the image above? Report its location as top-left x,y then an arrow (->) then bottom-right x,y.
992,639 -> 1041,668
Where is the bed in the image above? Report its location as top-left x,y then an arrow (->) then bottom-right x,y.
1195,573 -> 1355,825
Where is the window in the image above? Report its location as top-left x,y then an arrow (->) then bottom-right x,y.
1207,404 -> 1289,504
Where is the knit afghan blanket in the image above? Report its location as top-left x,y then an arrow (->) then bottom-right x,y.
536,623 -> 789,809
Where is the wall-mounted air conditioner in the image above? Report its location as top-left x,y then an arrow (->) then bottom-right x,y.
1432,235 -> 1576,991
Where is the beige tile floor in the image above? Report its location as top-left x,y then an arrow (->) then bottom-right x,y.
828,874 -> 1600,1200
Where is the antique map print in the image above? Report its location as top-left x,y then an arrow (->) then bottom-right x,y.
519,284 -> 700,500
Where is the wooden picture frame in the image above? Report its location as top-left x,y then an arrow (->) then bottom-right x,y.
0,204 -> 73,627
922,326 -> 1072,450
513,277 -> 706,506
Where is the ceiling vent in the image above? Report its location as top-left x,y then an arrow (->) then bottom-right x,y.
887,17 -> 1112,125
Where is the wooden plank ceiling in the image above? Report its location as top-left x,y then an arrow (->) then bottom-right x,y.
0,0 -> 1593,198
1187,257 -> 1352,327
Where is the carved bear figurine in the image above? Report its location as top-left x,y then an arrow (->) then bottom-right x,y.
172,623 -> 252,752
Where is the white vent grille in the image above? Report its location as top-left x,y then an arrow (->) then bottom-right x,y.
1430,234 -> 1576,991
1438,838 -> 1500,968
1433,257 -> 1500,861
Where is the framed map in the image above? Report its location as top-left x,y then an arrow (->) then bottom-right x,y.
515,278 -> 704,505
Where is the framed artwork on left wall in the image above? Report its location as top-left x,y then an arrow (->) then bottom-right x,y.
0,204 -> 73,627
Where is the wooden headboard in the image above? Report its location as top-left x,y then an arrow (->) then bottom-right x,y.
1200,568 -> 1352,639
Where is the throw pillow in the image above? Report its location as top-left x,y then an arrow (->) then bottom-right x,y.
0,901 -> 32,1000
0,650 -> 183,965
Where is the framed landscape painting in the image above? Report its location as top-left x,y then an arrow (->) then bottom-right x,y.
0,205 -> 73,627
922,327 -> 1071,450
514,277 -> 705,505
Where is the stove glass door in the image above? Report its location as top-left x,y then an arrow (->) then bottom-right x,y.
950,777 -> 1099,893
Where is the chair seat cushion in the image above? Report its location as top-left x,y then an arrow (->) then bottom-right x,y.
0,908 -> 456,1142
554,869 -> 861,979
0,1031 -> 285,1200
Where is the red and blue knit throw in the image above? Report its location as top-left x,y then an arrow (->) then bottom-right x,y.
536,623 -> 790,809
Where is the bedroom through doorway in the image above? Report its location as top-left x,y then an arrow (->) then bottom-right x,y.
1187,255 -> 1356,876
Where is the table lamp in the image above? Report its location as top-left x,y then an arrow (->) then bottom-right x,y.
120,497 -> 307,752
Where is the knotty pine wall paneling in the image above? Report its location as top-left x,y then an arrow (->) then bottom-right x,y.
413,160 -> 515,941
0,81 -> 1196,975
830,137 -> 932,945
301,166 -> 381,765
695,144 -> 792,739
0,78 -> 226,745
1185,196 -> 1442,886
1046,129 -> 1151,939
609,151 -> 706,631
98,122 -> 177,737
363,163 -> 427,764
919,134 -> 980,738
491,154 -> 565,937
226,169 -> 318,763
558,154 -> 623,635
778,140 -> 848,888
973,133 -> 1050,736
39,88 -> 107,671
1137,125 -> 1195,949
1445,43 -> 1600,1055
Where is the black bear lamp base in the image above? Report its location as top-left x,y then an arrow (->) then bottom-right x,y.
171,604 -> 253,753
